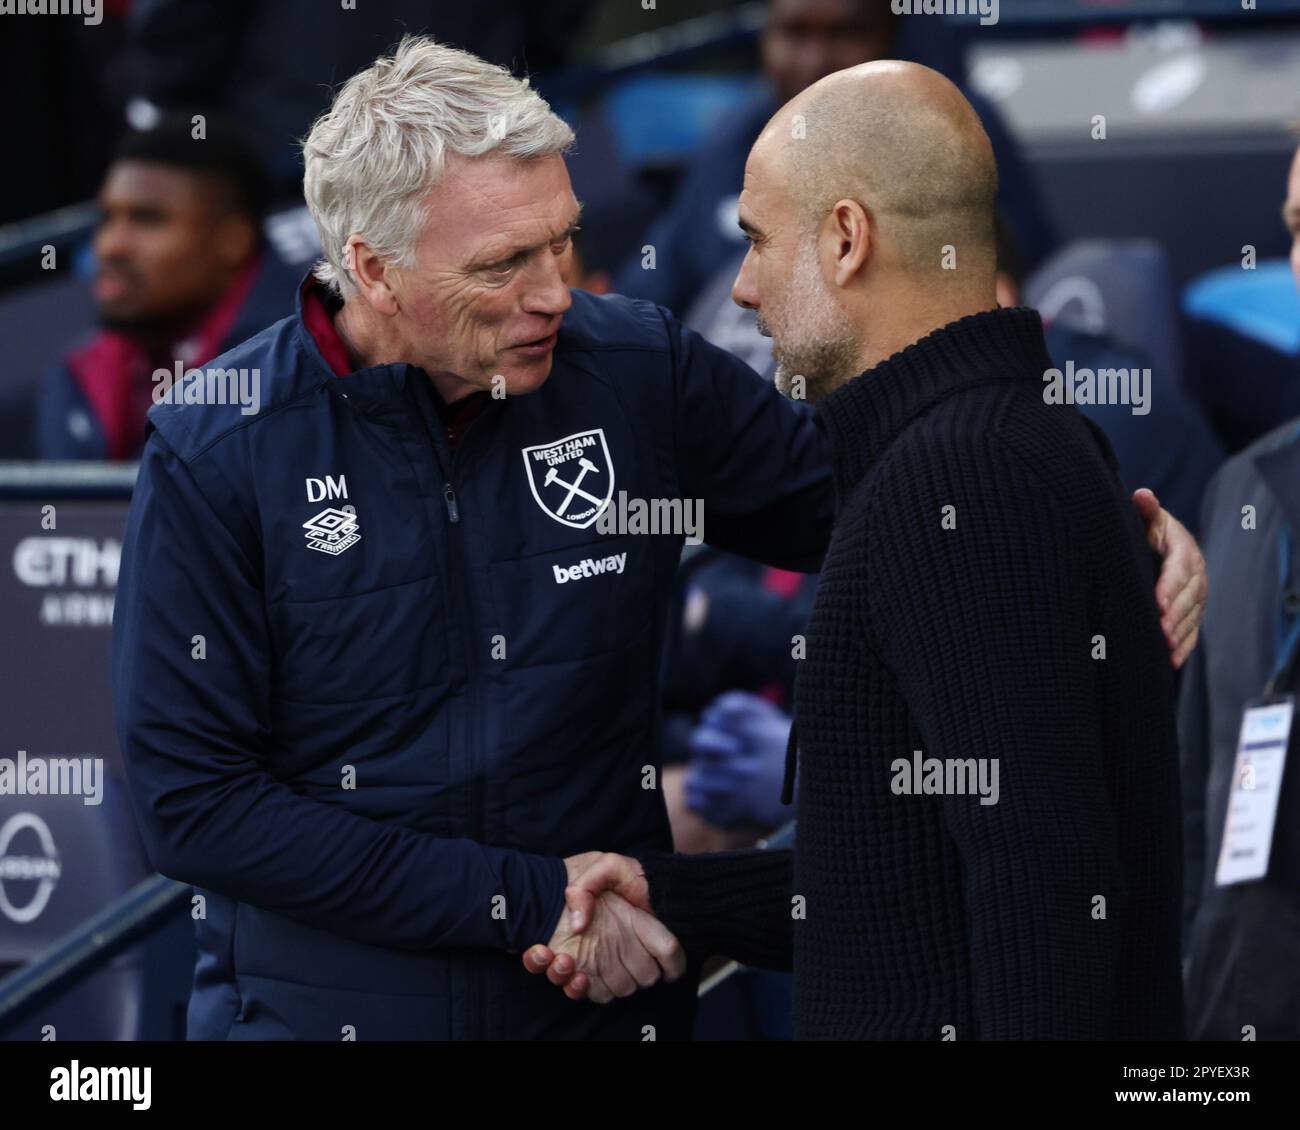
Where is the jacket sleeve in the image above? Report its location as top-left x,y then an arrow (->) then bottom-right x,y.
866,434 -> 1130,1039
112,432 -> 566,953
666,309 -> 834,572
639,849 -> 795,971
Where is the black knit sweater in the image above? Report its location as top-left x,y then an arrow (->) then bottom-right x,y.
642,307 -> 1185,1040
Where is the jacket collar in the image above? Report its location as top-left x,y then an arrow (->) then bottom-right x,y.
292,273 -> 510,440
813,306 -> 1053,499
292,273 -> 427,411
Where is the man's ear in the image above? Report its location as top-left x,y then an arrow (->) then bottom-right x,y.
827,198 -> 871,288
347,235 -> 401,317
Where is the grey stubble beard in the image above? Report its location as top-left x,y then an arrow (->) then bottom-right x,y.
763,240 -> 861,405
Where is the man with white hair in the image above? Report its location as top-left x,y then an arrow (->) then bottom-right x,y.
114,38 -> 1205,1041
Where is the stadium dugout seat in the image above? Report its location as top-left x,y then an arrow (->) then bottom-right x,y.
1180,259 -> 1300,451
602,73 -> 767,170
1024,238 -> 1184,391
1183,260 -> 1300,358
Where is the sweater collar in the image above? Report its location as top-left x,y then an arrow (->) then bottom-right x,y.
813,306 -> 1052,499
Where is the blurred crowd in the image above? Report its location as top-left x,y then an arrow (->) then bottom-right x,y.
2,0 -> 1298,1040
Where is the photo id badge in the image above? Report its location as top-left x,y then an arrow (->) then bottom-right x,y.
1215,696 -> 1295,886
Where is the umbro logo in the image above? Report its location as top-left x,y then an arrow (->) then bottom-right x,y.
303,506 -> 361,556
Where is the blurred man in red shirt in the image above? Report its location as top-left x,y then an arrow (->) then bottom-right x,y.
38,112 -> 295,460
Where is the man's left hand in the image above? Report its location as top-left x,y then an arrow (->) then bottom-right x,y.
1133,488 -> 1207,669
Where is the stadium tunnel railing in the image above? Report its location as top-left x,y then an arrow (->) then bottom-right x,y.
0,875 -> 189,1036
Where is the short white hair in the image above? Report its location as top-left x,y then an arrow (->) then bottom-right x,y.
302,35 -> 576,297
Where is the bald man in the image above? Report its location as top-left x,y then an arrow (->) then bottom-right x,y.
527,62 -> 1189,1040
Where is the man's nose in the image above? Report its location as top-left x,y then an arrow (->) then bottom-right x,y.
522,254 -> 573,317
95,216 -> 131,263
732,246 -> 759,311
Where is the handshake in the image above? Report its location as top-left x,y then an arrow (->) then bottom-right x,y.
521,852 -> 686,1002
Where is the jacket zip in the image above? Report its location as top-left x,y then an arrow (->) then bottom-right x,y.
413,379 -> 491,1039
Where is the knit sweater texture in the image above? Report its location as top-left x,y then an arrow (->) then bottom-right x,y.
642,307 -> 1185,1040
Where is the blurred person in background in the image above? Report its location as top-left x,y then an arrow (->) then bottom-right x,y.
614,0 -> 1056,316
36,113 -> 297,461
660,549 -> 813,852
1180,140 -> 1300,1041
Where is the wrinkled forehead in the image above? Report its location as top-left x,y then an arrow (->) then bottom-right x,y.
422,152 -> 579,260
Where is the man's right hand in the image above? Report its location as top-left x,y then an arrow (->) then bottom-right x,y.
524,853 -> 681,1004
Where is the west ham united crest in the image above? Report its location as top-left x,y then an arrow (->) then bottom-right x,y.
521,428 -> 615,529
